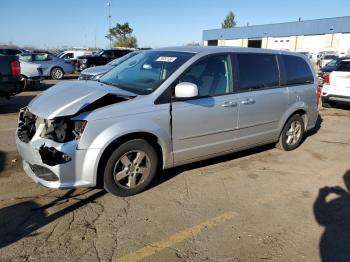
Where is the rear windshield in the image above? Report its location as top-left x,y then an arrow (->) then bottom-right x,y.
281,55 -> 314,86
100,51 -> 194,95
338,61 -> 350,72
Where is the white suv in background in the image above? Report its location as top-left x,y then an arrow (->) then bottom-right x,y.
58,50 -> 92,61
321,60 -> 350,107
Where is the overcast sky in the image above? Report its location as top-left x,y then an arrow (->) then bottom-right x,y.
1,0 -> 350,49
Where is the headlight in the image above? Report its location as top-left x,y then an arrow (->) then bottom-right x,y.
81,59 -> 87,64
41,119 -> 87,143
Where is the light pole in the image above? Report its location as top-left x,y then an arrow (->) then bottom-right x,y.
107,2 -> 112,48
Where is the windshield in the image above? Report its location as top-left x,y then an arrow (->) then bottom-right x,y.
108,52 -> 139,66
95,50 -> 104,56
326,59 -> 338,67
100,51 -> 194,95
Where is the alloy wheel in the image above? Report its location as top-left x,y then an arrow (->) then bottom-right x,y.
285,121 -> 302,146
113,150 -> 151,189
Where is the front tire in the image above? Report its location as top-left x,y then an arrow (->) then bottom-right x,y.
103,139 -> 158,197
50,67 -> 64,80
276,114 -> 305,151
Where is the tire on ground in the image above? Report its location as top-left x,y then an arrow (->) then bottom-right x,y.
103,139 -> 159,197
276,114 -> 305,151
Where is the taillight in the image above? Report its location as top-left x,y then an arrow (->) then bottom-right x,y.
316,86 -> 321,105
324,74 -> 330,85
11,60 -> 21,78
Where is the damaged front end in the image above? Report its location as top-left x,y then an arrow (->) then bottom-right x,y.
17,107 -> 87,167
40,118 -> 87,143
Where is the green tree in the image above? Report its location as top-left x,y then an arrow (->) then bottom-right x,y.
106,22 -> 138,48
222,11 -> 237,29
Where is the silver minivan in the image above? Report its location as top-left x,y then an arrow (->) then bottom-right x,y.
16,47 -> 319,196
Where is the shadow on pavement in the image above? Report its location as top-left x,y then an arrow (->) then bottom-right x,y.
0,189 -> 107,249
314,170 -> 350,262
0,94 -> 36,114
150,143 -> 275,189
307,114 -> 323,136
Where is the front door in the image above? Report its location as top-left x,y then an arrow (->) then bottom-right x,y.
171,54 -> 239,164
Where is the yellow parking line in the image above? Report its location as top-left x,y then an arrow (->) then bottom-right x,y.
116,211 -> 236,262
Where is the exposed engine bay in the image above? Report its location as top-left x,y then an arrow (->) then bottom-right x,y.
17,94 -> 131,144
17,108 -> 37,143
17,107 -> 87,143
40,118 -> 87,143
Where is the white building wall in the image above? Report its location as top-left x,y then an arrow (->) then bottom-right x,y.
205,33 -> 350,56
339,33 -> 350,55
267,37 -> 292,50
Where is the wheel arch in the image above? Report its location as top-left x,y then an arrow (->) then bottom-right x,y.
279,107 -> 308,138
95,132 -> 164,188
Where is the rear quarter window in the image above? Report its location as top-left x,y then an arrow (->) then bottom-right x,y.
236,53 -> 279,91
281,55 -> 314,86
338,61 -> 350,72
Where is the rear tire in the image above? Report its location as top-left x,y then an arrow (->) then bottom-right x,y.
276,114 -> 305,151
103,139 -> 158,197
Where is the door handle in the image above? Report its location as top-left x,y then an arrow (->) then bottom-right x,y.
241,98 -> 255,105
221,101 -> 238,107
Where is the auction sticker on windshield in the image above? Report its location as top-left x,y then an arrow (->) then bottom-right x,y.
156,57 -> 177,62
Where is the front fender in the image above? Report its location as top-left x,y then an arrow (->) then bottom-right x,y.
79,114 -> 172,168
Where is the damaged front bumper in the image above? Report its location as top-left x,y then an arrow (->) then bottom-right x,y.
16,109 -> 101,189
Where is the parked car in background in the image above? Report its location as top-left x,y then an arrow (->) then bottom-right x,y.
0,55 -> 22,97
58,50 -> 93,67
16,46 -> 318,197
75,48 -> 135,71
319,54 -> 339,68
297,51 -> 312,60
319,56 -> 350,75
19,60 -> 43,89
0,48 -> 29,56
321,59 -> 350,108
19,53 -> 74,80
79,51 -> 141,80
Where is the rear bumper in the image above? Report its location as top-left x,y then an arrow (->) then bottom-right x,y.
322,94 -> 350,104
0,81 -> 22,96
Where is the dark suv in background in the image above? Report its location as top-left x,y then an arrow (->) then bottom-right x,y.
0,48 -> 29,56
75,48 -> 135,71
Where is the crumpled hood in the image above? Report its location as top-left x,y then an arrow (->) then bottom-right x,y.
81,65 -> 114,76
28,80 -> 136,119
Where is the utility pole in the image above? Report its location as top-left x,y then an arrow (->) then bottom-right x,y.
107,2 -> 112,48
94,29 -> 97,49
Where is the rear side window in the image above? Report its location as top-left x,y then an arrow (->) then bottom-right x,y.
237,54 -> 279,91
6,49 -> 21,55
281,55 -> 314,85
338,61 -> 350,72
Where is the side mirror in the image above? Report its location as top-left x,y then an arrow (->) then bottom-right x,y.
175,82 -> 198,98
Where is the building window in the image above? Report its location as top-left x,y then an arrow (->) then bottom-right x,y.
207,40 -> 218,46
